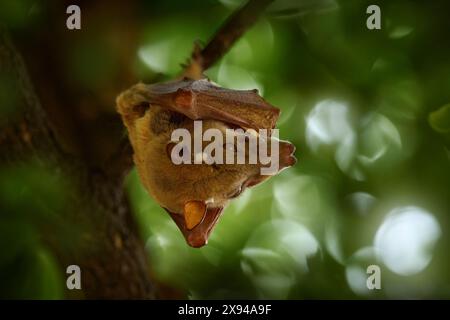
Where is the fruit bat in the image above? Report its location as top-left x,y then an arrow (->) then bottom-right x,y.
117,78 -> 296,247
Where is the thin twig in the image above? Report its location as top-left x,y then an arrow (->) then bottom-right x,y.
183,0 -> 274,78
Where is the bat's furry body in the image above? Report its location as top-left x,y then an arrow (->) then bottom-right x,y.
117,78 -> 296,247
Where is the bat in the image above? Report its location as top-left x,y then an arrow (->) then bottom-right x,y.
117,78 -> 296,247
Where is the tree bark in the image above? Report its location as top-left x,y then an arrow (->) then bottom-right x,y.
0,29 -> 155,299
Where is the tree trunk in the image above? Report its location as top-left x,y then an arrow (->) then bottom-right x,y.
0,28 -> 155,299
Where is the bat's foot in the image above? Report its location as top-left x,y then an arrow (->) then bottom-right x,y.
181,42 -> 207,81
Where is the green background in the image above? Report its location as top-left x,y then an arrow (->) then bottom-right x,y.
1,0 -> 449,299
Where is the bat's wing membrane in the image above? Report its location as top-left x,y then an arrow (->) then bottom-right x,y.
143,79 -> 280,130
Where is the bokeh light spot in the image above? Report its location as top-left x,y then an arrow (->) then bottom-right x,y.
374,206 -> 441,276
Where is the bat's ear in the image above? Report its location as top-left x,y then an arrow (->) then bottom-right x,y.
184,201 -> 206,230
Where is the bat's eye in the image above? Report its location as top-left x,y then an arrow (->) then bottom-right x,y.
132,102 -> 149,118
227,185 -> 243,199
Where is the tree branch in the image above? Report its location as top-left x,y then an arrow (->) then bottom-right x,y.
114,0 -> 273,173
183,0 -> 274,78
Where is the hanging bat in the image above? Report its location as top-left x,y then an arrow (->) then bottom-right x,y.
117,78 -> 296,247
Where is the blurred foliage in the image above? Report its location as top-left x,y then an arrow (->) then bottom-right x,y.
0,163 -> 72,299
1,0 -> 450,299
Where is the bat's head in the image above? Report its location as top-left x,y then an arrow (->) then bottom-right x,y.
118,98 -> 296,248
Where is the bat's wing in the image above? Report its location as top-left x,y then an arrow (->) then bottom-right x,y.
140,79 -> 280,130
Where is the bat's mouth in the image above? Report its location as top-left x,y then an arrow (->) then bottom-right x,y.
165,206 -> 224,248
